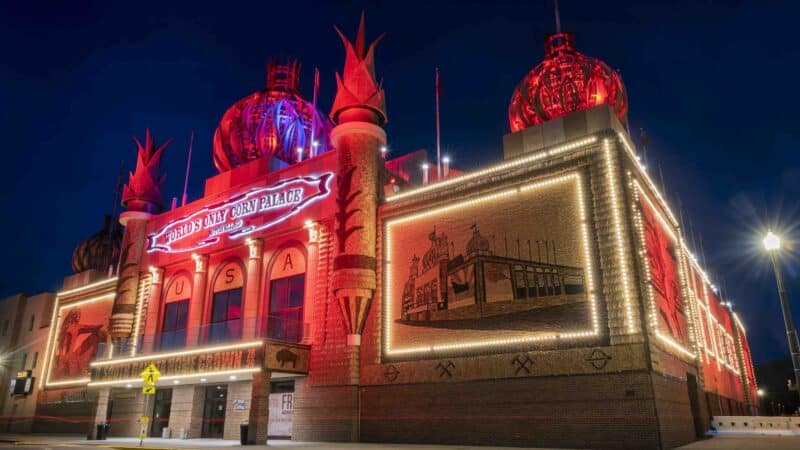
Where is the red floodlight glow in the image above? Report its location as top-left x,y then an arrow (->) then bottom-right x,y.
509,33 -> 628,132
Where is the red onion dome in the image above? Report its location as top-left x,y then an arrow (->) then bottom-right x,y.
213,60 -> 333,172
509,33 -> 628,132
71,215 -> 122,274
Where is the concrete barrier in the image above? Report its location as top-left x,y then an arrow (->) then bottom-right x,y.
713,416 -> 800,436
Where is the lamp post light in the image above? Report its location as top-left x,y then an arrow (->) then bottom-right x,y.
763,231 -> 800,395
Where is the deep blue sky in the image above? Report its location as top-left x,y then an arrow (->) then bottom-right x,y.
1,1 -> 798,364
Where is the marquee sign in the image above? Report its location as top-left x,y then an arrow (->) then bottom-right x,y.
148,174 -> 332,254
90,347 -> 261,384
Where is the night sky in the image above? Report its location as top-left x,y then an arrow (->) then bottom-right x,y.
1,0 -> 798,364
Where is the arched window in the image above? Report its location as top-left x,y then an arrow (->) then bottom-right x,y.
206,261 -> 244,344
160,274 -> 191,350
267,247 -> 306,343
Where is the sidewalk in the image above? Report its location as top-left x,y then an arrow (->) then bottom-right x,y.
0,434 -> 564,450
7,433 -> 800,450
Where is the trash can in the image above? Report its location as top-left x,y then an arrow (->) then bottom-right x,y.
240,422 -> 249,445
179,427 -> 188,439
161,427 -> 171,439
96,423 -> 108,440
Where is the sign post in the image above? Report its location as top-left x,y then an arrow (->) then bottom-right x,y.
138,364 -> 161,446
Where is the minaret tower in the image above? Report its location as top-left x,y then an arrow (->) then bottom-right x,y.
330,13 -> 387,347
109,129 -> 169,353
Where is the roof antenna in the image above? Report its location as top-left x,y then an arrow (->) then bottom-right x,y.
554,0 -> 562,33
111,160 -> 124,231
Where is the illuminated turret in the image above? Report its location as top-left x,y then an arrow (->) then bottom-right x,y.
509,32 -> 628,131
110,130 -> 170,349
330,13 -> 387,347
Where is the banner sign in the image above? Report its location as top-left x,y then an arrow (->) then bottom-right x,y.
147,174 -> 332,254
268,393 -> 293,437
91,347 -> 261,383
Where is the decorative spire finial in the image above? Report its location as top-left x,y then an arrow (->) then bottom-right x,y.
331,12 -> 387,125
554,0 -> 562,33
121,129 -> 170,214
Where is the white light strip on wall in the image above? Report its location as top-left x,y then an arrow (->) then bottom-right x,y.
38,289 -> 61,390
130,274 -> 152,356
383,172 -> 599,356
676,239 -> 698,356
90,340 -> 263,367
46,378 -> 91,387
604,139 -> 637,334
386,136 -> 598,203
616,132 -> 680,226
57,277 -> 118,298
87,367 -> 262,387
44,293 -> 117,388
732,312 -> 746,334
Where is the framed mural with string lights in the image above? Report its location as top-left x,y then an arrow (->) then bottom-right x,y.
46,295 -> 114,387
382,172 -> 601,359
631,180 -> 693,358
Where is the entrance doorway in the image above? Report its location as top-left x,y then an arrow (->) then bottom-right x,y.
150,389 -> 172,437
686,373 -> 705,437
201,385 -> 228,438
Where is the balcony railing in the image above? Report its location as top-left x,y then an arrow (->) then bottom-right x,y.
105,315 -> 308,359
265,315 -> 304,343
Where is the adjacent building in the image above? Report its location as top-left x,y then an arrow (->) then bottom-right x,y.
0,292 -> 56,433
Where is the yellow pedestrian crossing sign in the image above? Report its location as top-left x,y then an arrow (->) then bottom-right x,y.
140,363 -> 161,385
142,385 -> 156,395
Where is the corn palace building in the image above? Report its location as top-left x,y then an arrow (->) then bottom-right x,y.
28,16 -> 759,450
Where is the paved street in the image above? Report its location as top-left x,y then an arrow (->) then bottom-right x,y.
2,433 -> 800,449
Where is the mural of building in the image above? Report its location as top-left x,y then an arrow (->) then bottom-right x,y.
12,15 -> 760,450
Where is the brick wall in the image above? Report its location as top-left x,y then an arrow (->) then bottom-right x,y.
360,372 -> 660,449
167,385 -> 203,438
651,373 -> 697,449
107,389 -> 145,437
293,380 -> 359,442
223,381 -> 252,440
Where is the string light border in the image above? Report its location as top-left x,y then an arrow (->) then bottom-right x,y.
386,136 -> 598,203
383,172 -> 600,357
630,179 -> 696,359
43,292 -> 116,388
603,139 -> 638,334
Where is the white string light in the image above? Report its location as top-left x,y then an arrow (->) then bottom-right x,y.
44,292 -> 116,388
630,180 -> 696,359
383,172 -> 599,357
604,139 -> 637,334
387,136 -> 598,202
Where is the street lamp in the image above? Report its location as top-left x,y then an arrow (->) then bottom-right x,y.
763,230 -> 800,395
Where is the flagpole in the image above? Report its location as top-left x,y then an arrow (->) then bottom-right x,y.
311,67 -> 320,157
181,131 -> 194,207
435,67 -> 441,180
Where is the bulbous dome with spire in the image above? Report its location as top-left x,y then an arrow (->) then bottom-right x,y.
213,60 -> 333,172
71,215 -> 122,274
509,33 -> 628,132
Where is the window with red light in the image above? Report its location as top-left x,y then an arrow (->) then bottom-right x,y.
266,246 -> 306,343
205,262 -> 245,344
